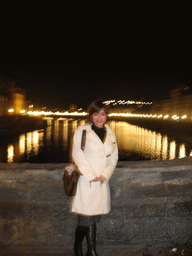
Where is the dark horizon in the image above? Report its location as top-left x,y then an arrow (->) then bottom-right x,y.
1,66 -> 191,111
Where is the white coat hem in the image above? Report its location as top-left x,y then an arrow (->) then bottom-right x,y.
70,210 -> 110,216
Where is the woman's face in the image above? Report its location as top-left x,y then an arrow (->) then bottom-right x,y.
92,108 -> 107,128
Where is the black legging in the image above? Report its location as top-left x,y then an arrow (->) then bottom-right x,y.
77,214 -> 101,226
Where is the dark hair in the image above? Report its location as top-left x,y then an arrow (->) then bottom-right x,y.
87,99 -> 110,123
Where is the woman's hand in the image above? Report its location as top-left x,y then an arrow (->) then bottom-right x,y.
91,175 -> 107,182
98,175 -> 107,181
64,163 -> 77,175
91,177 -> 99,182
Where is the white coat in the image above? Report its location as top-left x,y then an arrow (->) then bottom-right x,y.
70,123 -> 118,216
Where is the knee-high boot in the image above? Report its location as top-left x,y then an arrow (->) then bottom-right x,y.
85,224 -> 98,256
74,225 -> 87,256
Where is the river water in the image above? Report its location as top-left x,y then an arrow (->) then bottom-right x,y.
1,117 -> 192,163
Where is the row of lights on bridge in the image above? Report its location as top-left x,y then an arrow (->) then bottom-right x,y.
8,108 -> 188,121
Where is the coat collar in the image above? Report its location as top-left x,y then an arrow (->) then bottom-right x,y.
86,123 -> 108,145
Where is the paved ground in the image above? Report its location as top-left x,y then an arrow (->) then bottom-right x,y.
0,244 -> 173,256
1,240 -> 192,256
1,160 -> 192,255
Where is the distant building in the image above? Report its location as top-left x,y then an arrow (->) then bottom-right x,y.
69,103 -> 77,112
151,86 -> 192,119
11,87 -> 27,115
0,73 -> 26,116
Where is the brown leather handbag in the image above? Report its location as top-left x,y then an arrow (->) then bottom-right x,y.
63,129 -> 86,196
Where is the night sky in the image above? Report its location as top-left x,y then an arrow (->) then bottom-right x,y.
1,3 -> 191,110
7,66 -> 191,110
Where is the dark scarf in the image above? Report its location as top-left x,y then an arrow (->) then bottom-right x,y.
91,124 -> 106,143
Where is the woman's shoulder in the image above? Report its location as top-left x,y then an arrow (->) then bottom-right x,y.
105,124 -> 113,133
105,124 -> 116,138
76,123 -> 91,132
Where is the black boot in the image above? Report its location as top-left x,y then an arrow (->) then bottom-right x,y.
85,224 -> 98,256
74,225 -> 87,256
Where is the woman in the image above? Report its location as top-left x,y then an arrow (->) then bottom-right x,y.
70,100 -> 118,256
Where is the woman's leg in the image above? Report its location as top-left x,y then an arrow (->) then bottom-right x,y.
85,223 -> 98,256
74,225 -> 87,256
75,215 -> 101,256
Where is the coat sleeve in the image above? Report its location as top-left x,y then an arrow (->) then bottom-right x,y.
101,132 -> 118,180
72,126 -> 97,182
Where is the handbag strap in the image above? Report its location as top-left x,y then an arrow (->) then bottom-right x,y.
81,129 -> 86,151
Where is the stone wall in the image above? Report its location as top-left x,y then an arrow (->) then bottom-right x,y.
0,158 -> 192,250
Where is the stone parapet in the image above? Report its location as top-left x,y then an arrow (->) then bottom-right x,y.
0,157 -> 192,251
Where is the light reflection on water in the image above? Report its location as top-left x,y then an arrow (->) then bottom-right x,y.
4,118 -> 192,163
